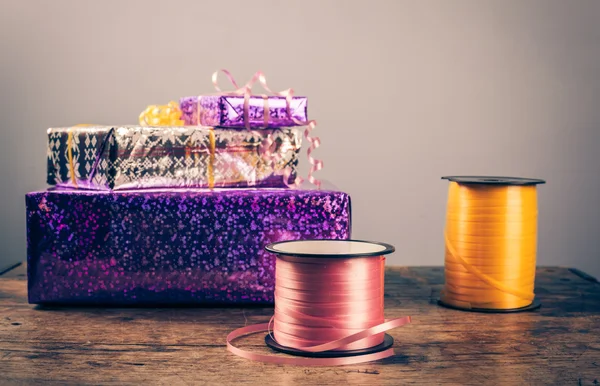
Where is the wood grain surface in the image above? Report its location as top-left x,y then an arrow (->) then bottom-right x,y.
1,264 -> 599,385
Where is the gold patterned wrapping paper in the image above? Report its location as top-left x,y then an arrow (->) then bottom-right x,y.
47,126 -> 301,190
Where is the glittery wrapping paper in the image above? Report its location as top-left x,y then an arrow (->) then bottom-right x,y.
26,188 -> 351,305
47,125 -> 300,190
180,96 -> 308,128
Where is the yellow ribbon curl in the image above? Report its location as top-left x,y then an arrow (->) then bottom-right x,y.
138,101 -> 184,127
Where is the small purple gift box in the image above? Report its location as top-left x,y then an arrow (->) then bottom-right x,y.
180,95 -> 308,128
26,188 -> 351,305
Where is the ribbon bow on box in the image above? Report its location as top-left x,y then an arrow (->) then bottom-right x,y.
139,70 -> 323,188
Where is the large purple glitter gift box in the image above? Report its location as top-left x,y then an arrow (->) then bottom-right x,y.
180,95 -> 308,128
26,188 -> 351,305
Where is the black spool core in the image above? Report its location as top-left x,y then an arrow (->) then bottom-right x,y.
265,333 -> 394,358
441,176 -> 546,186
437,299 -> 541,313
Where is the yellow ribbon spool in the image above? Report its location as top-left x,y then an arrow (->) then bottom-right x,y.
440,176 -> 546,312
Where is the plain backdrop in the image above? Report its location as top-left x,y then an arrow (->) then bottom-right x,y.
1,0 -> 599,277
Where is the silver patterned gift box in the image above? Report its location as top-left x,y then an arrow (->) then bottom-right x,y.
46,125 -> 301,190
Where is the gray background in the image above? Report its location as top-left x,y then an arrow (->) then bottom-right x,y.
1,0 -> 599,277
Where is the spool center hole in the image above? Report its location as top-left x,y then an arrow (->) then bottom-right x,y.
270,240 -> 387,255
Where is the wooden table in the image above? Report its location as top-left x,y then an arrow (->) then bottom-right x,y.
1,264 -> 599,385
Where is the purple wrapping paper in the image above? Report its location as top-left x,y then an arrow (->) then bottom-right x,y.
27,188 -> 351,305
180,95 -> 308,128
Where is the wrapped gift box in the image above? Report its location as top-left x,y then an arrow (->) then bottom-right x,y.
47,125 -> 300,190
26,188 -> 351,305
180,95 -> 308,128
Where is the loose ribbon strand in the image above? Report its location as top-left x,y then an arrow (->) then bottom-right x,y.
227,317 -> 411,366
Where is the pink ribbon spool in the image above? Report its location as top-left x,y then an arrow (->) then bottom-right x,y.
226,240 -> 412,366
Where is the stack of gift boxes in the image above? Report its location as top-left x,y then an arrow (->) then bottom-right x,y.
26,88 -> 352,305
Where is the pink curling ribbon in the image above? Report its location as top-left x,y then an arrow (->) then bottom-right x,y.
210,69 -> 323,188
226,256 -> 412,366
